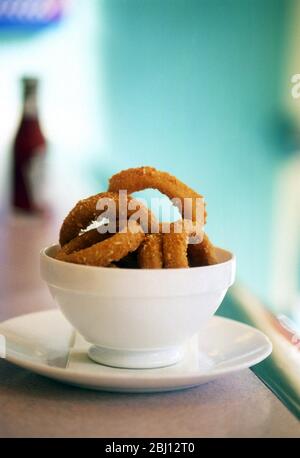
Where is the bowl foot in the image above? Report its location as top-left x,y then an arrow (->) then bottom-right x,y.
88,344 -> 184,369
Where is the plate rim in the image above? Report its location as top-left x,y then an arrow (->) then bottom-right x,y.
0,310 -> 272,389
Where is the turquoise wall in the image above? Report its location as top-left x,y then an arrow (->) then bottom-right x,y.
0,0 -> 291,305
94,0 -> 289,303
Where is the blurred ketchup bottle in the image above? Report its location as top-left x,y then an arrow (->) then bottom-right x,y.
12,77 -> 47,214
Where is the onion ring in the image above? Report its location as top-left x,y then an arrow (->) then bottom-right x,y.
161,219 -> 203,268
108,166 -> 206,223
138,234 -> 163,269
163,232 -> 189,268
55,228 -> 111,260
160,219 -> 203,243
57,221 -> 145,267
59,191 -> 158,246
188,233 -> 218,267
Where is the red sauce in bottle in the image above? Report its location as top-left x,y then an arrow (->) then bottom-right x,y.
12,77 -> 47,213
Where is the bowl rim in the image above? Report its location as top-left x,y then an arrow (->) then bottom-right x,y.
40,244 -> 236,296
41,243 -> 235,274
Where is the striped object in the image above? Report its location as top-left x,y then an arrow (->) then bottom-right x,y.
0,0 -> 67,25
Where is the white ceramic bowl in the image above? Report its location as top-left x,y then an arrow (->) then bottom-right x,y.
40,245 -> 236,369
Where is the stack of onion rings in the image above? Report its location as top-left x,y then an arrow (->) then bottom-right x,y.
55,167 -> 217,269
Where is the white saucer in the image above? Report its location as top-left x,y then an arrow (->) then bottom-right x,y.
0,310 -> 272,392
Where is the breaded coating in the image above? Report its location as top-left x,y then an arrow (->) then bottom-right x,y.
55,228 -> 111,259
57,222 -> 145,267
160,219 -> 203,241
59,192 -> 158,246
55,167 -> 218,270
138,234 -> 163,269
163,232 -> 189,268
188,233 -> 218,267
108,166 -> 206,223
